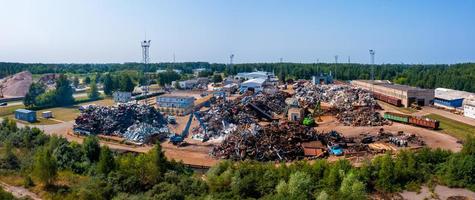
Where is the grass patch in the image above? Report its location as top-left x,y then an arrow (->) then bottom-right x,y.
424,113 -> 475,140
378,101 -> 417,114
3,98 -> 114,125
0,105 -> 25,117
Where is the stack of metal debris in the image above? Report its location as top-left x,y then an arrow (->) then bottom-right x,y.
123,123 -> 169,144
193,91 -> 290,140
294,83 -> 386,126
335,107 -> 389,126
74,103 -> 168,144
210,121 -> 318,161
294,84 -> 377,109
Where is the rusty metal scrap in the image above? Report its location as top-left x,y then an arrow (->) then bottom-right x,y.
210,121 -> 318,161
335,107 -> 389,126
193,91 -> 290,140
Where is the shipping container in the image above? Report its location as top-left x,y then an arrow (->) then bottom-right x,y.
15,109 -> 37,123
408,116 -> 439,129
384,112 -> 410,123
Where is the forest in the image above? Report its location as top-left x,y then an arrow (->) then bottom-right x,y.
1,62 -> 475,92
0,118 -> 474,200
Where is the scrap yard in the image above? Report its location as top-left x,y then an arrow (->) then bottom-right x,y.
64,79 -> 463,167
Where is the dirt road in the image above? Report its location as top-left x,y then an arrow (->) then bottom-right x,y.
0,181 -> 41,200
415,106 -> 475,126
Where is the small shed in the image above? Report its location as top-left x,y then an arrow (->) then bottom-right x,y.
288,107 -> 304,122
301,141 -> 325,157
15,109 -> 37,123
42,111 -> 53,118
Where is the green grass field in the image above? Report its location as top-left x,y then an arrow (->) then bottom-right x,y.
424,113 -> 475,140
1,98 -> 114,125
0,104 -> 25,116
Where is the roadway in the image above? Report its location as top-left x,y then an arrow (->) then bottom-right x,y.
414,106 -> 475,126
0,91 -> 104,108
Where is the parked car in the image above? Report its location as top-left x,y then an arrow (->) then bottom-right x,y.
0,102 -> 7,106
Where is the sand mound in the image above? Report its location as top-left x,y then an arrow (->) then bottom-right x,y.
0,71 -> 33,97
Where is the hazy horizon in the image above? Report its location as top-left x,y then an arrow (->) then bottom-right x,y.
1,0 -> 474,64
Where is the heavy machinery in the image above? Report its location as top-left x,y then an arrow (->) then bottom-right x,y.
169,113 -> 193,145
170,111 -> 209,145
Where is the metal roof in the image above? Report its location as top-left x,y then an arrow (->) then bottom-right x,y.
242,78 -> 266,85
353,80 -> 430,92
435,88 -> 473,101
15,109 -> 35,114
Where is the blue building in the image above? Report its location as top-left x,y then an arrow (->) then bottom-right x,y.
434,88 -> 470,109
157,95 -> 195,115
15,109 -> 37,122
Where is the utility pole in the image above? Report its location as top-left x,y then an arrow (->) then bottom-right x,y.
334,55 -> 338,80
369,50 -> 375,80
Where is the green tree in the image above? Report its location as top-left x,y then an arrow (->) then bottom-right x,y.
103,73 -> 114,95
0,141 -> 19,170
212,74 -> 223,83
339,172 -> 366,200
73,76 -> 80,88
0,187 -> 16,200
376,153 -> 395,192
276,171 -> 312,199
23,82 -> 46,108
88,78 -> 100,100
83,136 -> 101,162
97,146 -> 115,175
119,74 -> 135,92
33,147 -> 57,187
461,136 -> 475,156
151,142 -> 168,177
84,76 -> 91,84
54,74 -> 75,106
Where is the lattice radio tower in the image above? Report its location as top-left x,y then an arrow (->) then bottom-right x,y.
141,39 -> 151,64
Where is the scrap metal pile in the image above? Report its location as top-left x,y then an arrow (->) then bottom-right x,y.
294,83 -> 387,126
210,121 -> 318,161
74,104 -> 168,144
335,107 -> 388,126
193,91 -> 290,139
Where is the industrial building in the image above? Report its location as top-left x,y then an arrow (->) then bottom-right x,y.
239,78 -> 266,93
113,91 -> 132,103
156,95 -> 195,116
433,88 -> 472,109
351,80 -> 434,108
235,71 -> 276,80
15,109 -> 37,122
312,73 -> 333,85
464,100 -> 475,119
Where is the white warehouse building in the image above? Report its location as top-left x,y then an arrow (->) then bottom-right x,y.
464,100 -> 475,119
239,78 -> 266,93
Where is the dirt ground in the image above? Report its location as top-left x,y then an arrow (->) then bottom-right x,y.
0,181 -> 42,200
317,114 -> 462,152
400,185 -> 475,200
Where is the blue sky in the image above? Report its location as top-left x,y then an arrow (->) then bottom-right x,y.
0,0 -> 474,64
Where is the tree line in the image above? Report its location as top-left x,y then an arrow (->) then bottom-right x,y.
0,118 -> 474,199
2,62 -> 475,92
